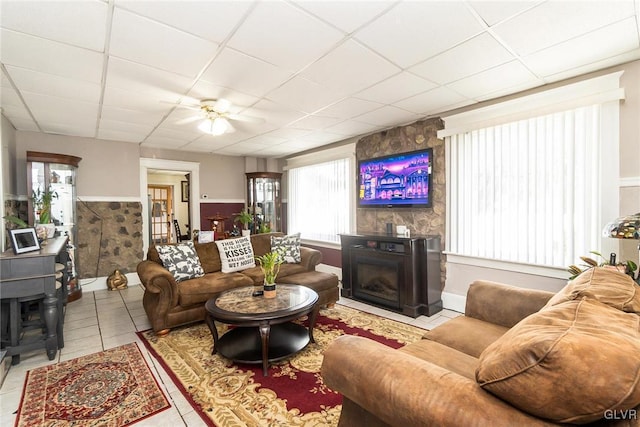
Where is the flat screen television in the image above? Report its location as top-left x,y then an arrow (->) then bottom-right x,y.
357,148 -> 433,208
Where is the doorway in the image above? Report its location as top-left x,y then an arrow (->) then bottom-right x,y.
139,158 -> 200,256
148,184 -> 173,244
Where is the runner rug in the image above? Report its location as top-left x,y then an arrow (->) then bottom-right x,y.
137,304 -> 427,426
15,343 -> 170,427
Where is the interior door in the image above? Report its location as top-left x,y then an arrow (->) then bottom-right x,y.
148,185 -> 173,244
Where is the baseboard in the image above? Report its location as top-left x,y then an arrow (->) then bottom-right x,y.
80,272 -> 142,293
441,291 -> 466,313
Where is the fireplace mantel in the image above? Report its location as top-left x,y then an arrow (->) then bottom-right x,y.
340,233 -> 442,317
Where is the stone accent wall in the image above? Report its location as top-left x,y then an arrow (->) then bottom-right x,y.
356,117 -> 446,288
77,201 -> 143,279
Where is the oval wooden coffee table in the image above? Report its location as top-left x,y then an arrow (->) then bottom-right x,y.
205,284 -> 319,376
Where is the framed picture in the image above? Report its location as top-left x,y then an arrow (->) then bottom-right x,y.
181,181 -> 189,202
8,228 -> 41,254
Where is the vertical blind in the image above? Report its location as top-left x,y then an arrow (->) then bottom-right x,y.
446,105 -> 602,268
288,157 -> 351,244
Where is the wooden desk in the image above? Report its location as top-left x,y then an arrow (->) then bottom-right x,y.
1,236 -> 68,363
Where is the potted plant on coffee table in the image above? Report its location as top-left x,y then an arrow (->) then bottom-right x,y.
234,209 -> 253,237
255,250 -> 284,298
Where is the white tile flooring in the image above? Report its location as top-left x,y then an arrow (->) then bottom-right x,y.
0,285 -> 461,426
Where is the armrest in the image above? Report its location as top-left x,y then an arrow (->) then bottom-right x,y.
299,246 -> 322,271
465,280 -> 555,328
321,335 -> 555,427
136,260 -> 178,308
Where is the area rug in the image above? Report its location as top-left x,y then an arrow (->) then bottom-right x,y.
15,343 -> 170,427
137,304 -> 427,426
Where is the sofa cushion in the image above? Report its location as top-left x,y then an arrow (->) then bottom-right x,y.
215,236 -> 256,273
194,241 -> 222,273
178,271 -> 253,307
476,298 -> 640,424
423,316 -> 509,358
156,241 -> 205,283
271,233 -> 301,263
545,267 -> 640,314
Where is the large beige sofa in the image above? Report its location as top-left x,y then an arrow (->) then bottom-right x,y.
322,268 -> 640,426
137,233 -> 339,335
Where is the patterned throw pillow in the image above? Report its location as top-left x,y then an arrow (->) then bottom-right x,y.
215,236 -> 256,273
271,233 -> 301,264
156,241 -> 205,283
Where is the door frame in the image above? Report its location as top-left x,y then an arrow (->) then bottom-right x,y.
140,158 -> 200,256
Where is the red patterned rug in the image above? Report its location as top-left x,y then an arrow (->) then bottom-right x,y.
137,304 -> 427,426
15,343 -> 170,427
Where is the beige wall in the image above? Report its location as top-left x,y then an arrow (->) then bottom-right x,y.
442,60 -> 640,298
1,115 -> 17,197
15,131 -> 141,197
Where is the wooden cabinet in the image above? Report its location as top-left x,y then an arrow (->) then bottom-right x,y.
0,236 -> 69,364
340,233 -> 442,317
27,151 -> 82,301
246,172 -> 282,233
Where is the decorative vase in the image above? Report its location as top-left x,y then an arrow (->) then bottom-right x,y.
242,229 -> 251,237
263,282 -> 276,299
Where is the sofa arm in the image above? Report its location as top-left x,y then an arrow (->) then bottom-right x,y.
137,260 -> 179,308
299,246 -> 322,271
465,280 -> 555,328
321,336 -> 555,427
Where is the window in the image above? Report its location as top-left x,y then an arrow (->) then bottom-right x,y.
288,157 -> 352,244
440,72 -> 623,273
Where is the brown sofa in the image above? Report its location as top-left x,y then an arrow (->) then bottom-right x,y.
321,268 -> 640,427
137,232 -> 339,335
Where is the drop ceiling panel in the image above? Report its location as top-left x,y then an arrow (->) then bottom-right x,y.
5,66 -> 101,103
0,0 -> 108,51
266,76 -> 345,114
394,86 -> 471,115
294,1 -> 393,34
288,115 -> 343,130
5,117 -> 39,132
109,8 -> 219,78
409,33 -> 515,85
446,61 -> 541,100
97,129 -> 147,143
22,92 -> 99,125
100,105 -> 167,126
200,48 -> 293,98
242,100 -> 306,127
187,80 -> 261,112
467,1 -> 539,26
354,1 -> 486,68
325,120 -> 383,137
40,123 -> 95,138
355,72 -> 438,104
300,39 -> 400,96
114,0 -> 252,43
315,97 -> 384,119
523,18 -> 640,77
227,0 -> 344,72
106,58 -> 193,101
102,86 -> 174,113
353,105 -> 421,127
99,118 -> 155,135
493,0 -> 637,56
0,87 -> 31,118
1,29 -> 104,83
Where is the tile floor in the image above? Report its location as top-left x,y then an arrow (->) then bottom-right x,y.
0,284 -> 461,426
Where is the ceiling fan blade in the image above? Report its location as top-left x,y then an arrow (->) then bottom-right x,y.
227,113 -> 264,123
175,115 -> 202,125
214,98 -> 232,113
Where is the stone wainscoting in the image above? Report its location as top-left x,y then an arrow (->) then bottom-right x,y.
77,201 -> 143,279
356,117 -> 446,287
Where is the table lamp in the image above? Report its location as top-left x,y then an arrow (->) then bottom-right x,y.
602,212 -> 640,283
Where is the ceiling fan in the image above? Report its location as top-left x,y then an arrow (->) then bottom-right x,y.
173,98 -> 263,136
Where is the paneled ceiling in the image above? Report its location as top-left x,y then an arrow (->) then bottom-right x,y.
1,0 -> 639,158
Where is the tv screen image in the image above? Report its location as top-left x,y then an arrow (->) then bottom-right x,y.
358,149 -> 433,208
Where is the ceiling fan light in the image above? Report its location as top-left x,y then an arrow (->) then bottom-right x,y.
198,117 -> 229,135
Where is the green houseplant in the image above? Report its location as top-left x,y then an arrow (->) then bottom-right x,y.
32,186 -> 58,224
568,250 -> 638,283
234,209 -> 252,236
255,250 -> 284,298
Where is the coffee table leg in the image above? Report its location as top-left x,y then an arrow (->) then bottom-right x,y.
205,314 -> 219,355
259,323 -> 270,376
308,306 -> 319,343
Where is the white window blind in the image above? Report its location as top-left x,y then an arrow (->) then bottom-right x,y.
446,103 -> 616,269
288,158 -> 351,244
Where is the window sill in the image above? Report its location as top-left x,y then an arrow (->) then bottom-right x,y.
444,253 -> 569,280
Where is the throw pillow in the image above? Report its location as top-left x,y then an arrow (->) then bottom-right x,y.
215,236 -> 256,273
476,298 -> 640,424
544,267 -> 640,313
156,241 -> 205,283
271,233 -> 301,263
